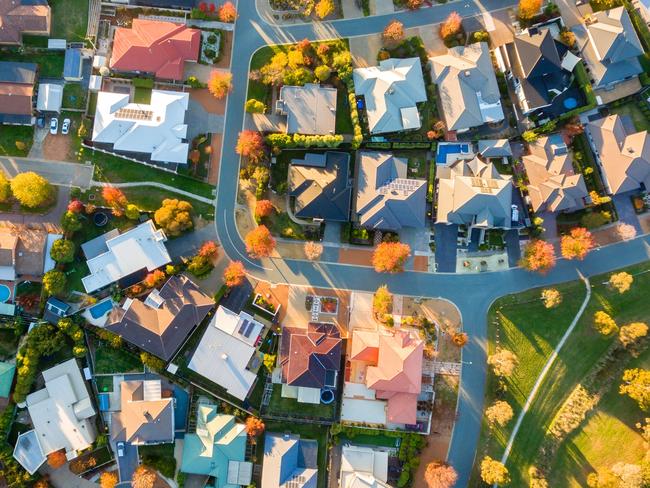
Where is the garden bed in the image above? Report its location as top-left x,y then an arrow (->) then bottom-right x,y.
252,294 -> 280,318
199,30 -> 221,64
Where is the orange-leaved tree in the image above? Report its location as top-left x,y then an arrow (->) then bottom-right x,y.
143,269 -> 166,288
218,1 -> 237,22
198,240 -> 219,259
372,242 -> 411,273
560,227 -> 594,261
236,130 -> 266,164
245,225 -> 276,258
208,71 -> 233,99
132,465 -> 156,488
520,239 -> 556,273
223,260 -> 246,287
47,450 -> 66,469
518,0 -> 542,20
424,460 -> 458,488
102,186 -> 128,216
99,471 -> 118,488
245,416 -> 265,437
255,199 -> 275,219
383,20 -> 404,44
440,11 -> 462,41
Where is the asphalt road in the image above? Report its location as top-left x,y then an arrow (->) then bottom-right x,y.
0,156 -> 94,188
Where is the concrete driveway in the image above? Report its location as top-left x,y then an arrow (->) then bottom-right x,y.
434,223 -> 458,273
613,192 -> 642,233
0,157 -> 94,189
116,442 -> 139,482
187,98 -> 224,141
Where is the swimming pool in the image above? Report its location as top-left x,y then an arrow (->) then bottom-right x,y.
89,299 -> 113,319
436,143 -> 471,164
0,285 -> 10,303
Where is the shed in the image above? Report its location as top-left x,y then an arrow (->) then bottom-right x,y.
48,39 -> 67,50
64,49 -> 83,81
89,75 -> 102,92
36,83 -> 63,113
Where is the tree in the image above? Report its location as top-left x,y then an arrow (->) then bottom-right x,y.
611,462 -> 643,488
620,368 -> 650,411
452,332 -> 468,347
560,227 -> 594,260
255,199 -> 274,219
304,241 -> 323,260
619,322 -> 649,348
528,467 -> 549,488
541,288 -> 562,308
480,456 -> 510,485
102,186 -> 128,216
373,285 -> 392,317
140,352 -> 165,372
50,238 -> 75,263
223,261 -> 246,287
132,465 -> 156,488
616,223 -> 637,241
406,0 -> 423,8
520,240 -> 556,273
208,71 -> 232,99
198,240 -> 219,259
263,353 -> 276,371
383,20 -> 404,44
560,30 -> 576,47
245,225 -> 276,258
440,11 -> 462,41
523,130 -> 538,143
154,199 -> 193,236
245,416 -> 265,437
61,210 -> 83,235
314,65 -> 331,82
43,270 -> 66,296
125,204 -> 140,220
488,348 -> 518,377
100,471 -> 118,488
424,460 -> 457,488
236,131 -> 265,164
485,400 -> 514,427
217,0 -> 237,22
0,171 -> 11,203
10,172 -> 53,208
315,0 -> 334,18
518,0 -> 542,20
143,269 -> 166,288
609,271 -> 633,294
47,450 -> 67,469
245,98 -> 266,113
372,242 -> 411,273
594,311 -> 618,336
67,199 -> 84,213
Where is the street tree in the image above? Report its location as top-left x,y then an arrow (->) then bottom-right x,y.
236,131 -> 266,164
560,227 -> 594,260
223,261 -> 246,287
620,368 -> 650,411
485,400 -> 514,427
424,460 -> 457,488
520,239 -> 556,273
488,348 -> 518,377
304,241 -> 323,260
373,285 -> 392,318
217,1 -> 237,22
480,456 -> 510,485
208,71 -> 232,99
255,199 -> 274,219
245,225 -> 276,258
154,199 -> 193,236
10,172 -> 53,208
616,223 -> 637,241
99,472 -> 118,488
609,271 -> 634,294
372,242 -> 411,273
452,332 -> 468,347
315,0 -> 335,18
383,20 -> 404,44
541,288 -> 562,308
518,0 -> 542,20
440,12 -> 462,41
0,171 -> 11,203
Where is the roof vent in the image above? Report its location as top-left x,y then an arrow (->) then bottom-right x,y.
221,353 -> 228,361
627,147 -> 635,154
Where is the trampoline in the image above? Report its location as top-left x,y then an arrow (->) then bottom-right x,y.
563,97 -> 578,110
321,389 -> 335,405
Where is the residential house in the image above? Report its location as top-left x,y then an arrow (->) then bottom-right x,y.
276,84 -> 337,135
353,58 -> 427,134
81,220 -> 171,294
288,151 -> 352,222
340,445 -> 392,488
111,379 -> 174,445
104,275 -> 214,361
355,152 -> 427,231
180,401 -> 252,487
110,19 -> 200,80
0,361 -> 15,408
188,306 -> 265,401
261,433 -> 318,488
430,42 -> 504,133
43,297 -> 71,324
0,61 -> 37,125
279,322 -> 342,404
573,7 -> 643,92
13,359 -> 96,474
63,48 -> 84,81
0,0 -> 50,45
0,225 -> 59,282
585,114 -> 650,194
91,90 -> 190,167
477,139 -> 513,160
522,134 -> 589,213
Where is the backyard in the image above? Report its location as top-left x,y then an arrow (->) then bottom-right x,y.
93,345 -> 144,374
264,384 -> 336,420
49,0 -> 89,41
610,99 -> 650,132
62,83 -> 88,110
0,125 -> 33,157
0,51 -> 64,78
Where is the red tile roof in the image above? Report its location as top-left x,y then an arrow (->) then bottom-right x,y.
110,19 -> 200,80
0,83 -> 33,115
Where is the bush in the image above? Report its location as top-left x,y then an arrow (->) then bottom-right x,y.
154,199 -> 193,236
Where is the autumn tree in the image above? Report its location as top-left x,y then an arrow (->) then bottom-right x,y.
424,460 -> 458,488
620,368 -> 650,411
373,284 -> 393,318
125,204 -> 140,220
43,270 -> 66,296
236,130 -> 265,164
518,0 -> 542,20
594,310 -> 618,336
132,465 -> 156,488
372,242 -> 411,273
47,450 -> 66,469
440,11 -> 462,41
480,456 -> 510,485
541,288 -> 562,309
488,348 -> 518,377
245,416 -> 265,437
99,471 -> 118,488
245,99 -> 266,113
10,172 -> 53,208
223,261 -> 246,287
255,199 -> 274,219
0,170 -> 11,203
609,271 -> 633,294
50,239 -> 75,263
67,199 -> 84,213
245,225 -> 276,258
315,0 -> 334,18
143,269 -> 166,288
485,400 -> 514,427
154,199 -> 193,236
406,0 -> 423,8
560,30 -> 576,47
383,20 -> 404,44
520,239 -> 556,273
198,240 -> 219,259
208,71 -> 233,99
452,332 -> 468,347
560,227 -> 594,260
619,322 -> 649,348
102,186 -> 128,216
304,241 -> 323,260
528,467 -> 549,488
314,65 -> 331,82
61,210 -> 83,236
616,222 -> 637,241
217,1 -> 237,22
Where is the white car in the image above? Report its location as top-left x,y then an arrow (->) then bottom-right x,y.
511,204 -> 519,223
49,118 -> 58,135
61,118 -> 71,135
117,442 -> 124,457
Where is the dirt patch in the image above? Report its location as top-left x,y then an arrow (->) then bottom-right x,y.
338,247 -> 373,267
214,30 -> 233,69
207,133 -> 222,184
42,133 -> 75,161
190,87 -> 226,115
413,255 -> 429,272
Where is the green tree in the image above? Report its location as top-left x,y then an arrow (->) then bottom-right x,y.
50,239 -> 75,263
125,204 -> 140,220
61,210 -> 83,235
373,285 -> 392,317
0,170 -> 11,203
10,172 -> 53,208
620,368 -> 650,411
140,352 -> 165,372
522,130 -> 538,142
28,323 -> 65,356
43,269 -> 66,296
245,99 -> 266,113
314,65 -> 331,82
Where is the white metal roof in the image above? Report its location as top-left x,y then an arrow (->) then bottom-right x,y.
36,84 -> 63,112
43,233 -> 63,273
340,445 -> 390,488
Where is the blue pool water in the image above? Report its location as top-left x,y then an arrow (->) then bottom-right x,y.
0,285 -> 10,303
89,299 -> 113,319
173,386 -> 189,436
436,143 -> 471,164
564,97 -> 578,109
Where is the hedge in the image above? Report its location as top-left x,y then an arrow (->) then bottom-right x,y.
132,77 -> 154,89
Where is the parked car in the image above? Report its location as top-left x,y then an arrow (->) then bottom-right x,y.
36,117 -> 45,128
511,204 -> 519,223
49,118 -> 58,135
117,442 -> 124,457
62,118 -> 71,135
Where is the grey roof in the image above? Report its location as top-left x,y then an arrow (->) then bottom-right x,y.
355,152 -> 427,231
478,139 -> 513,158
278,83 -> 337,135
574,7 -> 643,88
0,61 -> 37,84
430,43 -> 504,132
262,433 -> 318,488
13,430 -> 45,475
63,48 -> 82,79
288,151 -> 351,222
81,228 -> 120,259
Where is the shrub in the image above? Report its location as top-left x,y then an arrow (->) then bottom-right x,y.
245,98 -> 266,113
50,238 -> 75,263
43,270 -> 66,296
593,310 -> 618,336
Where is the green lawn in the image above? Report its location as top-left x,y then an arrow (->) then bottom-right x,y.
49,0 -> 89,41
0,51 -> 64,78
94,347 -> 144,374
610,101 -> 650,132
133,87 -> 152,104
265,384 -> 336,419
0,125 -> 33,157
95,376 -> 114,393
139,443 -> 176,479
262,211 -> 307,240
335,82 -> 353,135
62,83 -> 87,110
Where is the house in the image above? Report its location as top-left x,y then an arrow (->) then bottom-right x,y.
585,114 -> 650,194
0,61 -> 37,125
13,359 -> 96,474
288,151 -> 352,222
36,83 -> 63,113
573,7 -> 643,91
353,58 -> 427,134
276,84 -> 337,135
436,157 -> 514,234
261,433 -> 318,488
111,379 -> 174,445
0,361 -> 15,407
279,322 -> 342,404
0,225 -> 58,281
43,297 -> 71,324
188,306 -> 265,401
340,445 -> 391,488
355,152 -> 427,231
430,42 -> 504,133
180,401 -> 252,487
63,48 -> 84,81
504,27 -> 580,115
341,328 -> 426,429
522,134 -> 589,213
477,139 -> 513,160
0,0 -> 50,45
81,220 -> 171,294
104,275 -> 214,361
91,90 -> 190,167
110,19 -> 200,80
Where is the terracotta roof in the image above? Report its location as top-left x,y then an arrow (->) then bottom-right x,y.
0,82 -> 33,115
110,19 -> 200,80
0,0 -> 50,45
0,227 -> 46,276
0,233 -> 17,267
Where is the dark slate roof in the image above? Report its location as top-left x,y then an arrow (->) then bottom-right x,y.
0,62 -> 37,84
63,48 -> 82,78
0,113 -> 32,124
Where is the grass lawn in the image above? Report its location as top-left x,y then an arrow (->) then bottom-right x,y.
0,125 -> 33,156
266,384 -> 336,419
87,92 -> 98,116
133,87 -> 152,104
139,443 -> 176,479
394,150 -> 428,179
261,211 -> 307,240
49,0 -> 89,41
0,51 -> 64,78
95,376 -> 114,393
335,82 -> 353,135
610,101 -> 650,132
338,432 -> 400,448
62,83 -> 87,110
94,347 -> 143,374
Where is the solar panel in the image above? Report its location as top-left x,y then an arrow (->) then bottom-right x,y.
115,107 -> 153,121
238,319 -> 249,335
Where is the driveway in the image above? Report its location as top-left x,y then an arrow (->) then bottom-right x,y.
0,186 -> 69,226
0,156 -> 94,189
434,223 -> 458,273
613,192 -> 642,234
504,229 -> 522,268
115,442 -> 139,482
219,279 -> 254,313
187,98 -> 224,141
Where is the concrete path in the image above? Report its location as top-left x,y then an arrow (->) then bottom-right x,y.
0,156 -> 94,188
341,0 -> 364,18
90,180 -> 215,204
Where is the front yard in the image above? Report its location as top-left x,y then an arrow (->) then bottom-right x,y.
0,125 -> 33,157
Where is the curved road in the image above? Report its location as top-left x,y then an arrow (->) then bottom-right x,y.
213,3 -> 650,486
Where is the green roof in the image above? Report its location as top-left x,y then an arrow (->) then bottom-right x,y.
0,361 -> 16,398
